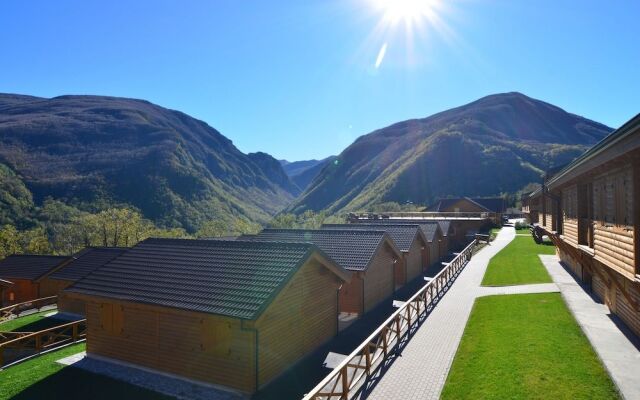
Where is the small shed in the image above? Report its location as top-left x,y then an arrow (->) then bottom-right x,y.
321,224 -> 429,286
0,255 -> 71,305
246,229 -> 402,315
39,247 -> 127,315
65,238 -> 349,394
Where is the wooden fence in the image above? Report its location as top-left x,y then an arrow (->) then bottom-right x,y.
302,239 -> 477,400
0,319 -> 86,366
0,296 -> 58,323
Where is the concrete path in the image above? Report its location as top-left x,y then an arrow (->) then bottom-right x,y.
365,227 -> 560,400
540,255 -> 640,400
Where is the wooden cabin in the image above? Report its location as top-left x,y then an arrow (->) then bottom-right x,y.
528,113 -> 640,337
65,238 -> 350,394
246,229 -> 402,315
348,219 -> 445,270
322,224 -> 429,287
39,247 -> 127,316
521,192 -> 540,223
0,255 -> 71,306
437,221 -> 453,256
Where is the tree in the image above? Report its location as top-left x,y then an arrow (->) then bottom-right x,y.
20,227 -> 51,254
0,225 -> 22,258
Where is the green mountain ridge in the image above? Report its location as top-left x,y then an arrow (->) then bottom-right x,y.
0,93 -> 298,231
287,92 -> 613,214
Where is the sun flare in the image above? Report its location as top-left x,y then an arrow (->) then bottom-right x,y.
375,0 -> 439,25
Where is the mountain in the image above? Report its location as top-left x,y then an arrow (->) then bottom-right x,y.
279,156 -> 337,191
280,159 -> 324,177
287,92 -> 613,215
0,93 -> 298,231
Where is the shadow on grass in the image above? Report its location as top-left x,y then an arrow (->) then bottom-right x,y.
11,367 -> 173,400
9,317 -> 74,333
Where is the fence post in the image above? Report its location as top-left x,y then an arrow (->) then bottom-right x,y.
72,324 -> 78,342
341,367 -> 349,400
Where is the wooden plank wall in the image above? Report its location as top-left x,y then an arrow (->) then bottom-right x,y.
85,300 -> 256,392
2,280 -> 38,305
593,166 -> 635,276
405,239 -> 423,282
256,260 -> 341,387
562,185 -> 579,246
338,274 -> 363,314
39,278 -> 72,298
363,246 -> 395,313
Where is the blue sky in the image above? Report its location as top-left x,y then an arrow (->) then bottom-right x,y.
1,0 -> 638,161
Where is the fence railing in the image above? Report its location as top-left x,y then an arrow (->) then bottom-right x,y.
0,319 -> 86,366
0,296 -> 58,323
302,239 -> 477,400
348,212 -> 496,220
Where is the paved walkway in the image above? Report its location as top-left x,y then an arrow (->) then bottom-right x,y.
365,226 -> 560,400
540,255 -> 640,400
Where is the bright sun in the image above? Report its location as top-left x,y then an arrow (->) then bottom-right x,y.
375,0 -> 438,25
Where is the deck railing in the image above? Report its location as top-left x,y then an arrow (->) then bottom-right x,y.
0,296 -> 58,323
302,239 -> 477,400
0,319 -> 86,366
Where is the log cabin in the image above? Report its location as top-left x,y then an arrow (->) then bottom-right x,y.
528,113 -> 640,337
39,247 -> 127,316
245,229 -> 402,315
321,224 -> 429,287
0,255 -> 71,305
65,238 -> 350,394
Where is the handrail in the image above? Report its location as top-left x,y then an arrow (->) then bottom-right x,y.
0,318 -> 86,366
302,239 -> 478,400
0,296 -> 58,323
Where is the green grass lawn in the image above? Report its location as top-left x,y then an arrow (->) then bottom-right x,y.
0,343 -> 173,400
0,311 -> 68,333
482,236 -> 555,286
441,293 -> 619,400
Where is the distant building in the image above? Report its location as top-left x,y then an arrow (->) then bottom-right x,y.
66,239 -> 350,394
0,255 -> 71,306
426,197 -> 506,225
39,247 -> 127,316
528,113 -> 640,337
245,229 -> 402,315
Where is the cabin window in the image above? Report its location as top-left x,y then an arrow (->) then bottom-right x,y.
9,292 -> 14,301
201,319 -> 232,357
100,303 -> 124,335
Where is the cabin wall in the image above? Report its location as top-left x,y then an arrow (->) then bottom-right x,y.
363,247 -> 395,313
543,197 -> 555,232
405,239 -> 423,282
338,274 -> 363,314
39,278 -> 72,299
561,185 -> 579,247
256,260 -> 341,387
592,166 -> 635,276
58,288 -> 87,315
427,238 -> 441,269
84,300 -> 256,393
1,279 -> 38,305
